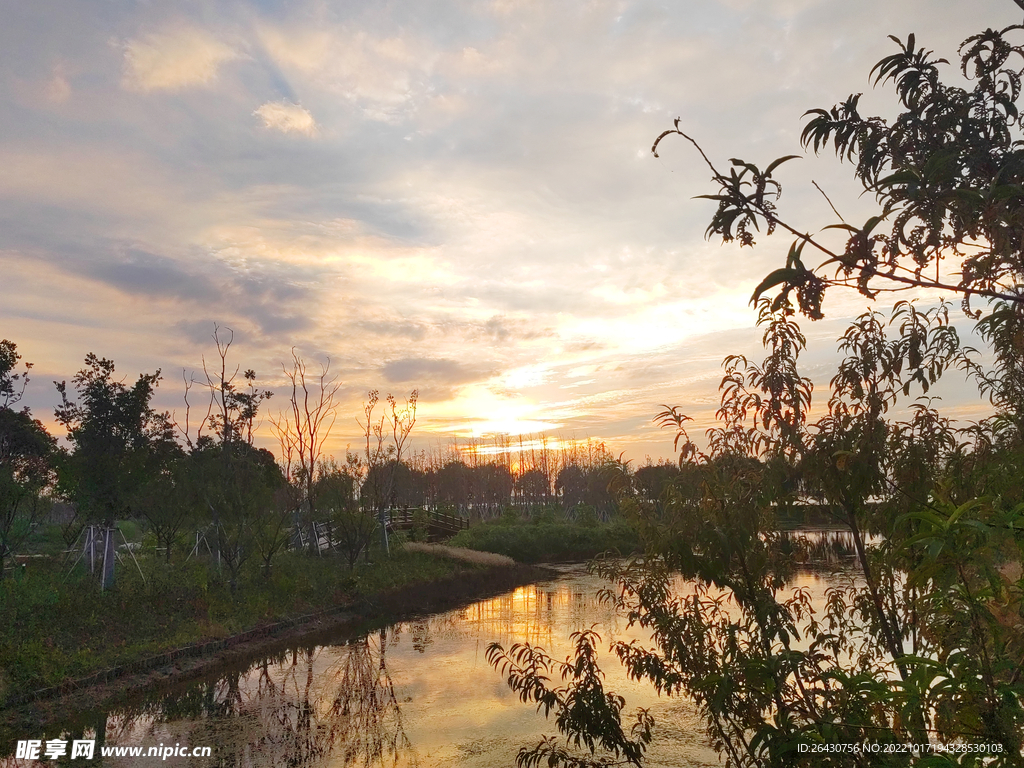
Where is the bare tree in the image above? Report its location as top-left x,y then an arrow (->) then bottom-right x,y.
359,390 -> 418,554
191,325 -> 273,448
269,350 -> 341,535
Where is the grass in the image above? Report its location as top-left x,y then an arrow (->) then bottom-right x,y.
448,517 -> 639,563
0,545 -> 483,706
403,542 -> 516,567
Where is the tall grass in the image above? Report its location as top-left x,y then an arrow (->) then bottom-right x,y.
403,542 -> 516,567
448,518 -> 638,563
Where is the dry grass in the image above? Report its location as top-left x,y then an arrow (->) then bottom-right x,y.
402,542 -> 516,567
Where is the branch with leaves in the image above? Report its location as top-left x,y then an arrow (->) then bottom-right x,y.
654,25 -> 1024,319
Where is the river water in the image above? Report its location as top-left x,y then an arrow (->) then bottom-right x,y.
8,548 -> 855,768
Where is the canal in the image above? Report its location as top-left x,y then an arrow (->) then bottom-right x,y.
7,553 -> 853,767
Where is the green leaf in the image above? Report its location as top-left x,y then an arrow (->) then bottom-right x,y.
750,268 -> 798,304
764,155 -> 801,176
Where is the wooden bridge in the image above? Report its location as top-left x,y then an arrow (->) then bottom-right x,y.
386,508 -> 469,540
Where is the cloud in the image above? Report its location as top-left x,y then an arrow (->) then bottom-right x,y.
256,22 -> 439,122
253,101 -> 318,135
357,319 -> 429,341
122,26 -> 238,92
92,254 -> 211,304
382,357 -> 482,386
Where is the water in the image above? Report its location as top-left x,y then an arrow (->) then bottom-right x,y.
6,554 -> 854,768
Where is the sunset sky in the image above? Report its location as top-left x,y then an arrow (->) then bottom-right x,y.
0,0 -> 1013,462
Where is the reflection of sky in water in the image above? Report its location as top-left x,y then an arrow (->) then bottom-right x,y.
8,563 -> 852,768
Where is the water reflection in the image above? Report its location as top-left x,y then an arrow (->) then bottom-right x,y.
4,561 -> 852,768
138,631 -> 416,768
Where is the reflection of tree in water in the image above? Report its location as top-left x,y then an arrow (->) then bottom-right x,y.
111,629 -> 416,768
782,529 -> 860,566
326,629 -> 415,768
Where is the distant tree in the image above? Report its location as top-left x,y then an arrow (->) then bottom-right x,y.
514,468 -> 550,509
361,460 -> 425,508
468,463 -> 513,514
0,340 -> 55,577
631,461 -> 680,502
432,460 -> 469,510
555,464 -> 587,510
359,390 -> 418,553
318,455 -> 375,568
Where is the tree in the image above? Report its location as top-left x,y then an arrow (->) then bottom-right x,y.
182,326 -> 278,582
555,465 -> 588,510
184,325 -> 273,448
55,354 -> 176,588
432,460 -> 469,511
318,455 -> 375,568
135,456 -> 197,563
469,463 -> 514,514
494,302 -> 1024,766
359,390 -> 418,554
191,439 -> 285,591
653,24 -> 1024,319
363,460 -> 425,509
515,468 -> 550,507
269,350 -> 341,544
0,340 -> 55,578
630,461 -> 680,503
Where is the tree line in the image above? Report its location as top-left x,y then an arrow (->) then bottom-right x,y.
0,328 -> 653,588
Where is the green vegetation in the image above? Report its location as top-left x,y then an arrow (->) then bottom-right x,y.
449,511 -> 638,563
0,547 -> 472,705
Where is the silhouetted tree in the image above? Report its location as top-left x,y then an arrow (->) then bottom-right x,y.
318,457 -> 375,568
515,468 -> 549,507
360,390 -> 417,553
0,340 -> 55,577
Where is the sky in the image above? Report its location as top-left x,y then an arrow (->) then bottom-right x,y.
0,0 -> 1016,463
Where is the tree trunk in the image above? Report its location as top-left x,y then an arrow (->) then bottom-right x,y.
101,527 -> 116,590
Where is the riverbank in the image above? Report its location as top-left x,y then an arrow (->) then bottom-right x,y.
0,546 -> 553,726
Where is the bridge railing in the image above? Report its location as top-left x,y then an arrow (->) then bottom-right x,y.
386,507 -> 469,534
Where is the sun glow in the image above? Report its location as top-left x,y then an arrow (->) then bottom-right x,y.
456,436 -> 570,456
440,418 -> 562,437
